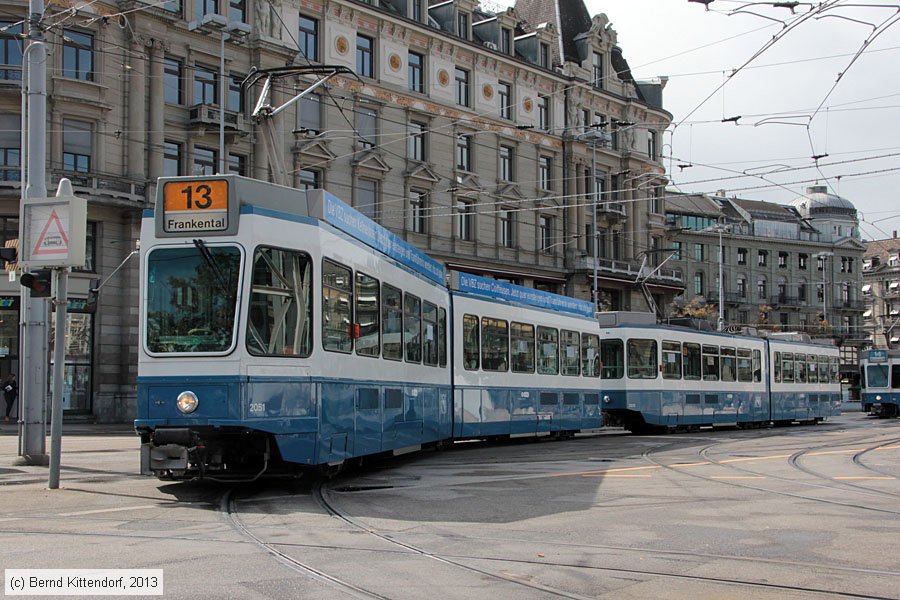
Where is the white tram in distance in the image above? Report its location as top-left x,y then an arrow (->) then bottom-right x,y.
860,349 -> 900,418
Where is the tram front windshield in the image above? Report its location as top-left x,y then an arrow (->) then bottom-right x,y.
146,245 -> 241,353
866,364 -> 889,389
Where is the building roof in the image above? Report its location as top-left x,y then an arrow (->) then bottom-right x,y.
864,238 -> 900,261
514,0 -> 590,64
729,197 -> 804,223
790,185 -> 857,217
664,192 -> 723,217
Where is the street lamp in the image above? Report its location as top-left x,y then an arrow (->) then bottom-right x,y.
816,251 -> 835,327
576,125 -> 611,313
189,14 -> 251,174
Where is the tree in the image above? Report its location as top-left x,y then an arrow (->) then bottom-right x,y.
669,295 -> 718,323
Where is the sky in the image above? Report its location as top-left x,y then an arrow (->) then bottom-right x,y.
493,0 -> 900,241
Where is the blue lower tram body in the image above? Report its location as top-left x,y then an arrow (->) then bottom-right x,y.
602,390 -> 841,432
135,377 -> 602,478
861,392 -> 900,418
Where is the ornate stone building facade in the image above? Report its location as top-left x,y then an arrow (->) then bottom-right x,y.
0,0 -> 674,421
862,235 -> 900,349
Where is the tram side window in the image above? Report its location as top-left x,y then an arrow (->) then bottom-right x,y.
381,284 -> 403,361
537,326 -> 559,375
582,333 -> 600,378
627,339 -> 658,379
438,307 -> 448,368
702,345 -> 719,382
355,272 -> 380,357
561,329 -> 580,376
774,351 -> 782,382
830,357 -> 839,384
721,347 -> 736,382
463,314 -> 479,370
600,338 -> 624,379
867,364 -> 889,388
796,353 -> 808,383
807,356 -> 818,383
246,246 -> 313,357
322,259 -> 353,353
511,322 -> 535,373
737,349 -> 752,382
892,365 -> 900,389
422,301 -> 438,366
752,349 -> 761,382
859,365 -> 866,389
404,293 -> 422,363
818,357 -> 829,384
482,317 -> 509,371
683,342 -> 701,380
662,341 -> 681,380
782,352 -> 794,383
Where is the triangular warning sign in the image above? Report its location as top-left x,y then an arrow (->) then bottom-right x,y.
32,209 -> 70,256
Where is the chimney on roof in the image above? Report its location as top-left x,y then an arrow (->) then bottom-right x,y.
894,230 -> 897,239
716,189 -> 726,197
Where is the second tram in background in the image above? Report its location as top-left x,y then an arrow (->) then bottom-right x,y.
860,349 -> 900,418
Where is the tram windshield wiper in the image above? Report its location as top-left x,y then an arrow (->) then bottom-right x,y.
193,239 -> 236,305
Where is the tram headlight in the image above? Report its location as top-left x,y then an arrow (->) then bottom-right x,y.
603,395 -> 611,404
176,391 -> 199,414
875,395 -> 882,401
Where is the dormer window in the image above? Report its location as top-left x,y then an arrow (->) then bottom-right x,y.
592,51 -> 603,89
539,43 -> 549,68
457,12 -> 469,40
890,254 -> 900,267
501,28 -> 512,55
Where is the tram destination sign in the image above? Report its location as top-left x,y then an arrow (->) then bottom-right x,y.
162,180 -> 229,233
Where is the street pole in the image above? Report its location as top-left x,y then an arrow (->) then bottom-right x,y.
717,227 -> 724,331
592,141 -> 598,314
219,32 -> 226,174
18,0 -> 49,465
822,256 -> 827,326
48,268 -> 68,489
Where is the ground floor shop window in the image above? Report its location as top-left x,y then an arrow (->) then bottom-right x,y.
51,310 -> 93,412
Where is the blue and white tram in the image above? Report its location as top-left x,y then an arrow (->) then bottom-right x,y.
860,349 -> 900,418
137,176 -> 452,479
768,337 -> 841,424
449,272 -> 602,439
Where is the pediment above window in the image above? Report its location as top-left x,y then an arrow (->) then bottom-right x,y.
352,150 -> 391,173
496,182 -> 524,199
455,172 -> 482,192
405,161 -> 441,183
292,138 -> 337,163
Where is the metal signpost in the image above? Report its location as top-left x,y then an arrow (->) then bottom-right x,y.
20,179 -> 87,489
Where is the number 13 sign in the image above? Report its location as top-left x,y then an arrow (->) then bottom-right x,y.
162,180 -> 229,233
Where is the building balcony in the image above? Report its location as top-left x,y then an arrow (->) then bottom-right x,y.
771,294 -> 801,307
707,291 -> 746,304
597,201 -> 626,217
188,103 -> 249,135
838,299 -> 866,311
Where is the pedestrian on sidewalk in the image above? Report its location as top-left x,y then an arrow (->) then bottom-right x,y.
3,373 -> 17,422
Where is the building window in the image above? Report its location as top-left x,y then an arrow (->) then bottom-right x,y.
298,16 -> 318,61
192,146 -> 216,175
412,0 -> 422,21
694,243 -> 704,262
501,28 -> 512,55
409,190 -> 427,234
539,156 -> 552,191
229,0 -> 246,22
647,130 -> 657,160
194,65 -> 218,105
455,67 -> 470,107
297,93 -> 321,134
72,221 -> 97,273
62,30 -> 93,81
582,108 -> 592,132
499,208 -> 514,248
799,253 -> 808,269
197,0 -> 217,19
407,121 -> 426,161
758,277 -> 767,300
356,35 -> 374,78
672,241 -> 682,261
358,107 -> 377,148
539,42 -> 550,68
737,276 -> 746,298
817,283 -> 824,302
162,0 -> 181,13
299,168 -> 320,190
228,74 -> 243,113
592,51 -> 603,88
164,57 -> 183,105
456,200 -> 474,241
456,134 -> 472,171
758,250 -> 768,267
163,141 -> 182,177
737,248 -> 747,265
694,272 -> 704,296
457,11 -> 469,39
62,119 -> 92,173
227,153 -> 246,175
798,282 -> 807,301
498,82 -> 512,120
408,51 -> 424,93
778,251 -> 788,268
538,95 -> 550,130
0,114 -> 20,181
356,178 -> 378,219
0,21 -> 22,80
499,145 -> 514,181
539,215 -> 554,252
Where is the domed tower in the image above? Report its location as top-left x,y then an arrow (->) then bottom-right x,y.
790,185 -> 860,241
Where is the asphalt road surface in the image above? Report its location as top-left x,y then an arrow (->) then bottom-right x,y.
1,414 -> 899,599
